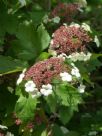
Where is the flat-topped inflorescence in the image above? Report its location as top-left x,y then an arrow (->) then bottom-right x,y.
24,57 -> 70,89
50,3 -> 79,22
49,24 -> 92,56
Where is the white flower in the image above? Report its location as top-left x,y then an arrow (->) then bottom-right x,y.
67,52 -> 80,62
19,0 -> 26,6
50,40 -> 53,45
0,124 -> 8,130
16,68 -> 26,85
81,23 -> 92,32
78,52 -> 86,61
25,80 -> 41,98
70,22 -> 80,28
71,63 -> 75,67
40,84 -> 53,96
67,52 -> 91,62
48,49 -> 57,56
88,131 -> 97,136
63,23 -> 67,26
78,84 -> 86,93
57,53 -> 68,60
71,67 -> 81,78
60,126 -> 69,134
31,89 -> 41,98
25,80 -> 36,92
60,72 -> 72,82
84,52 -> 92,61
6,132 -> 14,136
94,35 -> 100,47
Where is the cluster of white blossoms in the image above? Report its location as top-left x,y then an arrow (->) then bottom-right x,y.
25,80 -> 41,98
88,131 -> 97,136
57,53 -> 67,60
70,22 -> 100,47
6,132 -> 14,136
71,66 -> 81,78
0,124 -> 8,130
67,52 -> 92,62
78,84 -> 86,93
51,51 -> 92,62
69,22 -> 92,32
81,22 -> 92,32
60,64 -> 81,82
24,81 -> 53,97
94,35 -> 100,47
60,72 -> 72,82
16,68 -> 26,85
0,125 -> 14,136
40,84 -> 53,96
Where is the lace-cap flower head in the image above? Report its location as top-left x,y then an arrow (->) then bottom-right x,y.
50,3 -> 79,22
24,57 -> 70,90
49,24 -> 92,56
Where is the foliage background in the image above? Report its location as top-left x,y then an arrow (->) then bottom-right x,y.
0,0 -> 102,136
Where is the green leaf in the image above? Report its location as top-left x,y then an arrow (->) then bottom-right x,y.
32,124 -> 46,136
37,23 -> 50,51
52,124 -> 65,136
59,106 -> 73,125
55,84 -> 81,109
45,93 -> 58,113
30,11 -> 47,26
36,52 -> 50,61
0,85 -> 17,116
0,2 -> 18,34
41,130 -> 47,136
11,22 -> 50,61
67,131 -> 79,136
0,55 -> 27,75
86,53 -> 102,72
15,94 -> 37,122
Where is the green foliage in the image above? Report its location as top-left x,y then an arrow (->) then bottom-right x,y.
51,124 -> 65,136
0,0 -> 102,135
55,83 -> 81,109
15,94 -> 37,122
0,55 -> 27,75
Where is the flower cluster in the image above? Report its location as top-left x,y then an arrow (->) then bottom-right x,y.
67,52 -> 92,62
16,55 -> 85,97
24,57 -> 69,89
50,3 -> 79,22
49,24 -> 92,56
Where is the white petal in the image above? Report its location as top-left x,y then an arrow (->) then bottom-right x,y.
78,84 -> 86,93
61,73 -> 72,82
16,73 -> 25,85
50,40 -> 53,45
70,23 -> 80,28
6,132 -> 14,136
71,67 -> 81,78
88,131 -> 97,136
40,88 -> 52,96
81,23 -> 92,32
25,81 -> 36,88
94,35 -> 100,47
57,53 -> 67,60
46,84 -> 52,90
25,80 -> 36,92
0,124 -> 8,130
60,126 -> 69,134
22,68 -> 27,73
25,86 -> 35,92
31,90 -> 41,98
